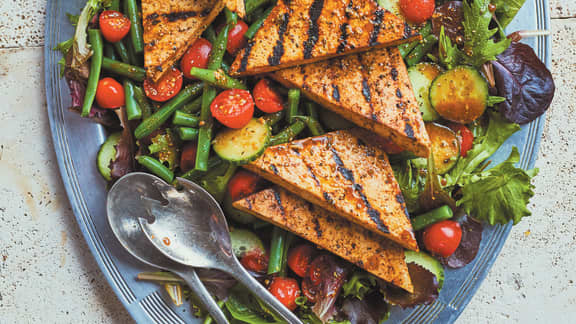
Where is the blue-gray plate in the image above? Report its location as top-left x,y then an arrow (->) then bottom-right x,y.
44,1 -> 550,323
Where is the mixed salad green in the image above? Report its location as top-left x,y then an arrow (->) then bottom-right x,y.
55,0 -> 554,322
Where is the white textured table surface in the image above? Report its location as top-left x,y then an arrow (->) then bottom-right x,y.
1,1 -> 575,323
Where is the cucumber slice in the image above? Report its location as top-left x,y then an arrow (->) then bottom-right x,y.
213,118 -> 271,165
429,66 -> 489,124
425,123 -> 460,175
97,132 -> 122,181
405,251 -> 445,289
408,63 -> 443,122
377,0 -> 401,17
230,229 -> 265,258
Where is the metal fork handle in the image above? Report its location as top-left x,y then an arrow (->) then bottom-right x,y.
173,268 -> 229,324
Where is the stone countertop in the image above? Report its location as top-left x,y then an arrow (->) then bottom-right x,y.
1,1 -> 575,323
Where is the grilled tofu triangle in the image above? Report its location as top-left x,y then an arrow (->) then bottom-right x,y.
244,130 -> 419,251
230,0 -> 420,76
274,47 -> 431,158
142,0 -> 225,81
225,0 -> 246,18
234,187 -> 414,292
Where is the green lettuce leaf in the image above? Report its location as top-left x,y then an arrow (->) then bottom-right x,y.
341,272 -> 378,300
391,160 -> 426,213
225,288 -> 283,324
199,163 -> 237,203
491,0 -> 527,28
457,147 -> 538,225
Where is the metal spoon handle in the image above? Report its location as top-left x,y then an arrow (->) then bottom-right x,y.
173,269 -> 230,324
227,260 -> 303,324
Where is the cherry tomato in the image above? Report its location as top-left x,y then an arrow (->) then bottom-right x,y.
210,89 -> 254,129
143,68 -> 183,102
180,142 -> 198,172
287,244 -> 316,278
253,79 -> 285,113
95,77 -> 125,109
240,250 -> 269,273
422,220 -> 462,258
99,10 -> 131,43
399,0 -> 435,25
227,20 -> 249,55
227,170 -> 261,201
268,277 -> 301,311
181,38 -> 213,79
449,124 -> 474,157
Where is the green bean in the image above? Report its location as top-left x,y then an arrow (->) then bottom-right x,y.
180,97 -> 202,114
221,61 -> 231,74
263,110 -> 285,126
188,68 -> 247,90
102,57 -> 145,81
268,227 -> 288,275
279,234 -> 293,277
194,86 -> 217,171
406,34 -> 438,67
293,116 -> 325,137
287,89 -> 300,123
246,0 -> 271,16
411,205 -> 454,231
137,156 -> 174,183
104,43 -> 117,60
177,127 -> 199,141
305,102 -> 319,120
109,0 -> 120,11
173,111 -> 199,127
204,26 -> 217,44
203,300 -> 226,324
180,157 -> 223,181
134,83 -> 203,139
133,86 -> 153,119
269,121 -> 306,146
245,7 -> 273,39
81,29 -> 103,117
124,80 -> 142,120
113,41 -> 132,64
208,25 -> 231,70
224,7 -> 238,25
125,0 -> 144,53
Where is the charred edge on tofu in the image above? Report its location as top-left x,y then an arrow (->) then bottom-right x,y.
328,142 -> 390,234
369,8 -> 385,46
238,41 -> 255,73
303,0 -> 325,59
145,9 -> 212,24
268,12 -> 291,66
336,0 -> 354,54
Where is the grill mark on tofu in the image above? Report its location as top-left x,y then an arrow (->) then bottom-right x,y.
303,0 -> 325,59
391,67 -> 398,81
268,12 -> 291,66
272,190 -> 286,219
332,84 -> 341,102
404,123 -> 415,139
359,55 -> 376,122
238,41 -> 254,73
336,0 -> 354,53
369,8 -> 385,46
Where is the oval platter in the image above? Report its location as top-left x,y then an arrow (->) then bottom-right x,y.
44,1 -> 550,323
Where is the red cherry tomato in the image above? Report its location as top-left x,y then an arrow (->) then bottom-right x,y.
240,250 -> 269,273
268,277 -> 301,311
227,170 -> 261,201
99,10 -> 131,43
253,79 -> 285,113
422,220 -> 462,258
399,0 -> 435,25
143,68 -> 183,102
449,123 -> 474,157
287,244 -> 316,278
180,142 -> 198,172
210,89 -> 254,129
227,20 -> 249,55
95,77 -> 125,109
181,38 -> 213,79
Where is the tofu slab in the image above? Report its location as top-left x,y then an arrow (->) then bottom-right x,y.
234,187 -> 414,292
273,47 -> 430,157
230,0 -> 419,76
244,130 -> 418,251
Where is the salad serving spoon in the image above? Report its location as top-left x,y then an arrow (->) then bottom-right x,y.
135,174 -> 304,324
107,172 -> 229,324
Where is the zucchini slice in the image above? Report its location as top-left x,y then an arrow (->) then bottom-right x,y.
213,118 -> 271,165
408,63 -> 443,122
425,123 -> 460,175
429,66 -> 489,124
230,229 -> 265,258
97,132 -> 122,181
405,251 -> 445,288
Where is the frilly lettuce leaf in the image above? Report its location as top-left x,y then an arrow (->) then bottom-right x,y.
341,272 -> 378,300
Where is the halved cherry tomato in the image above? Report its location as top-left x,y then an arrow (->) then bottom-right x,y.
227,170 -> 261,201
449,123 -> 474,157
240,250 -> 269,273
268,277 -> 301,311
422,220 -> 462,258
143,68 -> 183,102
181,38 -> 213,79
253,79 -> 285,113
210,89 -> 254,129
95,77 -> 125,109
227,20 -> 249,55
180,142 -> 198,173
287,244 -> 316,278
99,10 -> 131,43
399,0 -> 435,25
